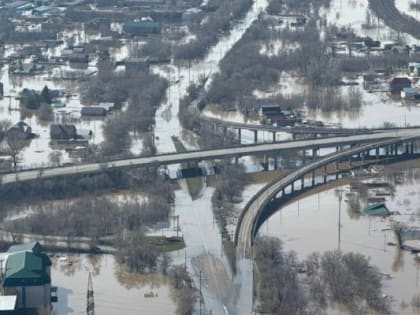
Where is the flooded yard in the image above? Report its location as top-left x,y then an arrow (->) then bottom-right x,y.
52,254 -> 176,315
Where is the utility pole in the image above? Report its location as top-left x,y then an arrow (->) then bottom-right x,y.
199,270 -> 203,315
336,189 -> 344,251
87,272 -> 95,315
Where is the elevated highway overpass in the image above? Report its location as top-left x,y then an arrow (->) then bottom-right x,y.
2,128 -> 420,186
234,135 -> 420,259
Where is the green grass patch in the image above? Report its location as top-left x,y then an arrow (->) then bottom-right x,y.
171,136 -> 204,199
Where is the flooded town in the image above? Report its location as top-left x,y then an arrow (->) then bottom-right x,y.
2,0 -> 420,314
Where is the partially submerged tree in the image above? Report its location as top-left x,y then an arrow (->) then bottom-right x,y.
6,128 -> 29,171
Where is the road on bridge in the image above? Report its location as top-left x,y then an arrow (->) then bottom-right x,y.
1,128 -> 419,185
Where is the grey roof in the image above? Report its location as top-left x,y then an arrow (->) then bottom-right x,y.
81,106 -> 107,116
7,242 -> 42,254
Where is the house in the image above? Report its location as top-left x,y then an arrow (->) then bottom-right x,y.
401,87 -> 419,100
67,53 -> 89,63
122,21 -> 161,35
124,57 -> 150,73
81,106 -> 107,117
3,0 -> 28,10
257,104 -> 300,126
389,77 -> 412,94
408,62 -> 420,76
50,124 -> 77,140
32,5 -> 50,15
1,242 -> 55,313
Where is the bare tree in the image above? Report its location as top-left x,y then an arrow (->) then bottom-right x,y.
49,150 -> 63,167
0,119 -> 11,142
6,129 -> 29,171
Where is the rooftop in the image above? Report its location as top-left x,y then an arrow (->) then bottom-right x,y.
3,251 -> 51,287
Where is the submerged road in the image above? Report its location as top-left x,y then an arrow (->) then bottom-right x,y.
2,128 -> 420,185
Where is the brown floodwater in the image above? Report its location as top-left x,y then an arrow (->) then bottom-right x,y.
51,254 -> 176,315
259,168 -> 420,313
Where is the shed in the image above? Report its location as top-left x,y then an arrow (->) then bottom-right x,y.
363,203 -> 391,216
0,296 -> 17,312
50,124 -> 77,140
401,87 -> 419,100
408,62 -> 420,76
81,106 -> 107,117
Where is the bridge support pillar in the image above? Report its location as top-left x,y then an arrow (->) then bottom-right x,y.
323,165 -> 327,183
254,130 -> 258,143
375,148 -> 379,159
394,144 -> 398,156
272,132 -> 276,142
273,156 -> 278,170
311,171 -> 315,186
223,126 -> 227,136
235,156 -> 239,165
405,142 -> 410,155
263,155 -> 268,171
301,177 -> 304,190
411,141 -> 415,155
312,148 -> 318,159
302,150 -> 306,164
238,128 -> 242,143
291,182 -> 294,193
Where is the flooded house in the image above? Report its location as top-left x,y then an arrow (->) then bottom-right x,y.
122,20 -> 161,35
81,106 -> 107,117
124,57 -> 150,73
257,104 -> 300,126
50,124 -> 77,140
362,203 -> 391,216
389,77 -> 412,94
0,242 -> 56,314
